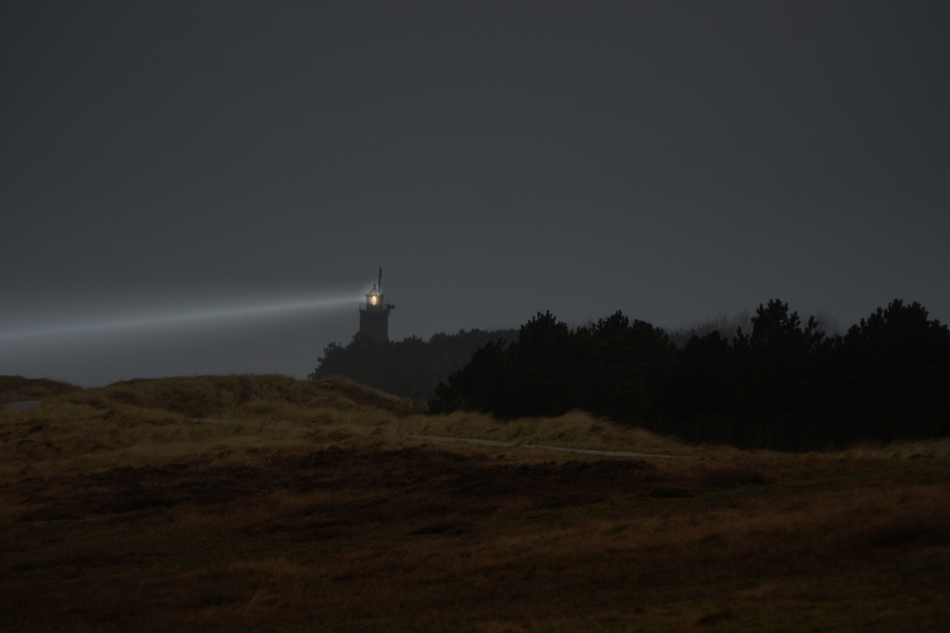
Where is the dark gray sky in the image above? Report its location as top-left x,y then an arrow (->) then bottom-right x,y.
2,1 -> 949,387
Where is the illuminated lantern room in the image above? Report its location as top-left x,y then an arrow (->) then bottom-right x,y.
366,285 -> 382,308
359,268 -> 395,343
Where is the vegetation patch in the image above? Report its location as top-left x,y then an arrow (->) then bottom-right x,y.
1,374 -> 948,631
430,299 -> 950,451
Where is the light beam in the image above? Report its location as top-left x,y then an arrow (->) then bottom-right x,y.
0,294 -> 362,342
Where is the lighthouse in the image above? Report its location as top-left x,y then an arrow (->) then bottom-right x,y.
359,268 -> 395,343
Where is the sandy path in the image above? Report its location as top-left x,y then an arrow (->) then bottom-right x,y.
404,434 -> 693,458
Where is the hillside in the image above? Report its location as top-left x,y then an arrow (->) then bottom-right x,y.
0,375 -> 81,405
2,374 -> 948,631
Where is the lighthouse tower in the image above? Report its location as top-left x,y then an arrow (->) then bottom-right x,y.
359,268 -> 395,343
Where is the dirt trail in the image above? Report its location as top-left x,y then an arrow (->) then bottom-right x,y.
404,433 -> 694,458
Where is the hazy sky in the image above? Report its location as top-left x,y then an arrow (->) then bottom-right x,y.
2,1 -> 949,387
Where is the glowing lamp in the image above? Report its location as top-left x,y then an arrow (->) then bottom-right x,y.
364,281 -> 384,310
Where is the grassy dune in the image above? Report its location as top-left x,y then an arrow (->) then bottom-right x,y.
2,375 -> 948,631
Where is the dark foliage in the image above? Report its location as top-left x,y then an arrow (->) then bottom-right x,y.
429,311 -> 677,422
430,300 -> 950,451
309,329 -> 518,399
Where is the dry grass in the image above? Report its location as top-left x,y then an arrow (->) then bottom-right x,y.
2,374 -> 949,631
0,375 -> 80,404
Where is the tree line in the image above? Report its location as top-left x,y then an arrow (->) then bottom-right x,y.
309,328 -> 518,399
429,300 -> 950,451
